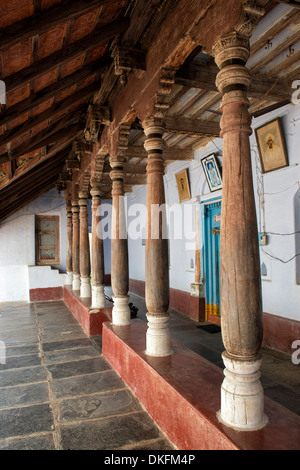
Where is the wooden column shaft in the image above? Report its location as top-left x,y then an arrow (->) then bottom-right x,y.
143,117 -> 169,316
66,206 -> 73,274
71,201 -> 80,276
213,33 -> 263,358
78,192 -> 91,279
110,164 -> 129,297
90,187 -> 105,286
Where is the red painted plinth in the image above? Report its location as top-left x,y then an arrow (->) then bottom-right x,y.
63,286 -> 112,336
30,287 -> 63,302
103,319 -> 300,450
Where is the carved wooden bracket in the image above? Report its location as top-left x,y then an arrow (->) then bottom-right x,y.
235,1 -> 265,37
84,104 -> 111,143
111,43 -> 146,86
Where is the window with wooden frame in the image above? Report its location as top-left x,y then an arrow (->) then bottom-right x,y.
35,215 -> 60,266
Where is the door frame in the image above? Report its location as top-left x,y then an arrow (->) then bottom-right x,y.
200,197 -> 222,322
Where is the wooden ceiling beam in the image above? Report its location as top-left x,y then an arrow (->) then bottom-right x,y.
100,176 -> 147,185
164,116 -> 220,136
175,62 -> 291,101
0,82 -> 98,148
0,0 -> 112,53
274,1 -> 300,9
5,17 -> 129,93
102,163 -> 147,174
126,146 -> 194,161
1,59 -> 109,129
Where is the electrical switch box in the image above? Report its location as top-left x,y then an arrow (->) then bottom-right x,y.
258,233 -> 268,246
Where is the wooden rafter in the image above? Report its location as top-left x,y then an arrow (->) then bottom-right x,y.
0,0 -> 112,53
0,121 -> 83,164
5,18 -> 129,93
0,82 -> 98,148
1,59 -> 109,129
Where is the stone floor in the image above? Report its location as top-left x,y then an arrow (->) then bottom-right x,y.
0,300 -> 174,450
0,290 -> 299,450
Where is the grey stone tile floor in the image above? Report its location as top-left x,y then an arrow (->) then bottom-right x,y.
0,300 -> 174,450
0,290 -> 299,450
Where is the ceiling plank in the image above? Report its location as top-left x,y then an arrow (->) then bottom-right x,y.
0,0 -> 112,53
5,17 -> 129,93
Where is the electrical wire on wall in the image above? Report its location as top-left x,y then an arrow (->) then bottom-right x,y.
261,182 -> 300,264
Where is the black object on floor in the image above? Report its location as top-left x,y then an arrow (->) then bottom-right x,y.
197,324 -> 221,334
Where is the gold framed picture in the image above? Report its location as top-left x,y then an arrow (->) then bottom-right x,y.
255,118 -> 288,174
175,168 -> 191,203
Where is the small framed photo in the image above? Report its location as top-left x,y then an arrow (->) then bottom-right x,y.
175,168 -> 191,203
201,154 -> 222,192
255,118 -> 288,174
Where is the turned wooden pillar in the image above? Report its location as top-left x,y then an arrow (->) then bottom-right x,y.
78,192 -> 91,298
90,182 -> 106,309
110,158 -> 130,325
66,203 -> 73,285
213,32 -> 267,430
71,199 -> 80,291
143,117 -> 171,357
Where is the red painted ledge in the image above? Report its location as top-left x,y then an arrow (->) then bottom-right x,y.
30,286 -> 63,302
102,319 -> 300,450
63,285 -> 112,336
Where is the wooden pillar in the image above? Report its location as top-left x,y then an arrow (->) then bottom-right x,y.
212,32 -> 267,431
110,158 -> 130,325
71,199 -> 80,291
66,203 -> 73,285
90,182 -> 106,309
143,117 -> 171,357
78,191 -> 91,298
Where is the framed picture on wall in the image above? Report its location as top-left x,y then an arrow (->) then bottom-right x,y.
175,168 -> 191,203
201,154 -> 222,192
255,118 -> 288,174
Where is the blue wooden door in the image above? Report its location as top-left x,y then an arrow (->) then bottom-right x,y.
202,201 -> 221,320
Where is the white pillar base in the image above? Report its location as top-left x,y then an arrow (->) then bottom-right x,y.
112,295 -> 131,326
66,271 -> 73,285
217,352 -> 268,431
92,285 -> 106,309
72,274 -> 81,291
146,314 -> 172,357
80,276 -> 91,298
